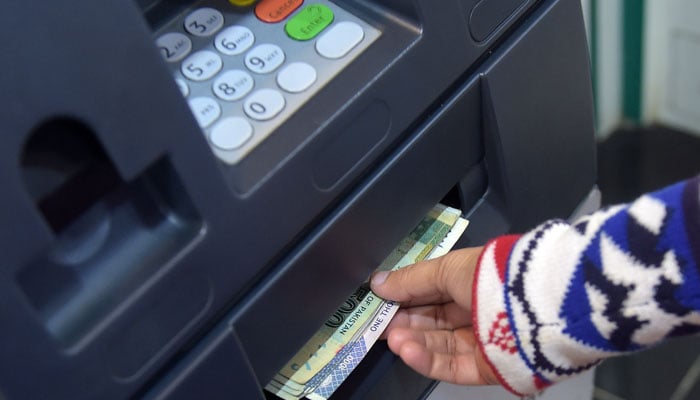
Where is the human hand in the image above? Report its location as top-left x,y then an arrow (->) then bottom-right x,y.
369,247 -> 500,386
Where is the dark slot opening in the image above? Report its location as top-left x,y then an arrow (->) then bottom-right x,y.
440,161 -> 488,214
18,117 -> 203,348
21,117 -> 122,233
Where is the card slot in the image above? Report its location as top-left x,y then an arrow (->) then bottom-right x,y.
18,121 -> 203,348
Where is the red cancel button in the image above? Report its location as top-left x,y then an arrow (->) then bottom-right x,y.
255,0 -> 304,23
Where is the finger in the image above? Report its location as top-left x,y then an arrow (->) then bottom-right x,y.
388,328 -> 489,386
371,247 -> 482,308
382,302 -> 473,335
387,327 -> 477,356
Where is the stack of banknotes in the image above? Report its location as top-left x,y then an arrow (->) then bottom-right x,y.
265,204 -> 470,400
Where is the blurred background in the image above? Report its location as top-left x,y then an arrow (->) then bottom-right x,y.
579,0 -> 700,399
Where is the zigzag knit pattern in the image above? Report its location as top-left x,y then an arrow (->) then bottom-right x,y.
473,175 -> 700,396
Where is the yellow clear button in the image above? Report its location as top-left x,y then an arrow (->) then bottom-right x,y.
228,0 -> 257,6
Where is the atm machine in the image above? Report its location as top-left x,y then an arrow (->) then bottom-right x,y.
0,0 -> 598,398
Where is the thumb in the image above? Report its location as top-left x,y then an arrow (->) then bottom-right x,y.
370,247 -> 483,308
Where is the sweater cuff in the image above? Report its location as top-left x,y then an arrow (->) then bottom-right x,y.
472,236 -> 550,396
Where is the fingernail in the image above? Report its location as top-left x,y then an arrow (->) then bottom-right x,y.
371,271 -> 389,286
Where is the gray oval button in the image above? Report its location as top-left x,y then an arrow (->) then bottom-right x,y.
210,117 -> 253,150
316,21 -> 365,59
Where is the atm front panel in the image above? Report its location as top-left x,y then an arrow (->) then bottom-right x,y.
0,0 -> 595,398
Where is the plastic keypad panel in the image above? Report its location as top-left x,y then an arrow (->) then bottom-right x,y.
154,0 -> 381,165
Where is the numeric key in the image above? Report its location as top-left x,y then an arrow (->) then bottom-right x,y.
244,89 -> 285,120
245,44 -> 285,74
213,70 -> 254,101
156,32 -> 192,62
181,50 -> 223,81
184,8 -> 224,37
215,26 -> 255,56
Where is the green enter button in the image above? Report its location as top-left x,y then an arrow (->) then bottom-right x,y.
285,4 -> 334,41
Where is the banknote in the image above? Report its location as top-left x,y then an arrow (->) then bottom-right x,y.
298,215 -> 468,399
267,205 -> 462,399
307,217 -> 470,400
265,290 -> 382,399
265,284 -> 374,398
266,205 -> 461,399
306,300 -> 399,400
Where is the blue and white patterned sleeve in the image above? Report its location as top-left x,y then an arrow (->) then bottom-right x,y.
472,175 -> 700,396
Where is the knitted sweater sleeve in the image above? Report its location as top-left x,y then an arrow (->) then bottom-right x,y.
472,175 -> 700,396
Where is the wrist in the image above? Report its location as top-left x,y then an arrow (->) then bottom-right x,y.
472,235 -> 540,396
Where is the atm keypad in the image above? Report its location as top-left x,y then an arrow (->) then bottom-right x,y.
153,0 -> 381,165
